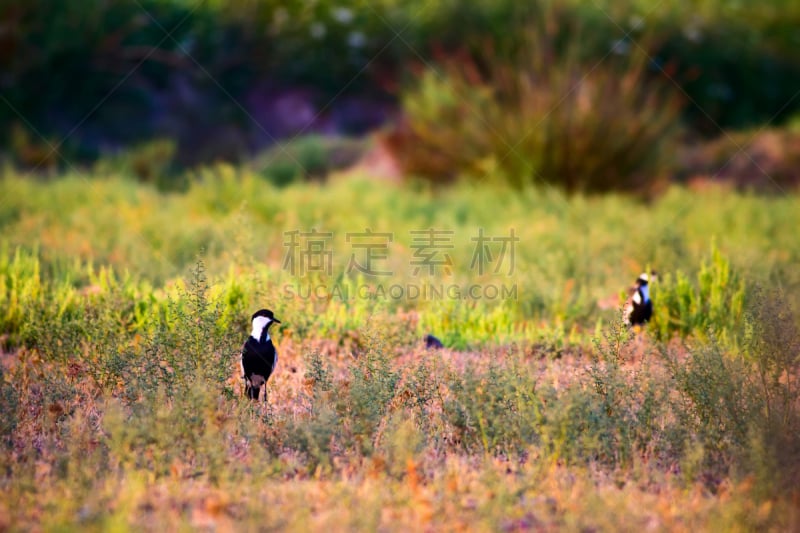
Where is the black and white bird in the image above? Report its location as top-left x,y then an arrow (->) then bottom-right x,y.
424,334 -> 444,349
241,309 -> 281,401
624,272 -> 653,326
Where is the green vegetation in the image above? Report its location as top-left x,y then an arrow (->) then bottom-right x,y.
4,0 -> 800,168
2,170 -> 799,340
252,135 -> 368,187
390,35 -> 683,192
651,243 -> 747,342
1,165 -> 799,529
2,1 -> 800,529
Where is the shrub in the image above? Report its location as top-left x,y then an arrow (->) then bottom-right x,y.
655,288 -> 800,494
742,289 -> 800,496
584,322 -> 668,465
285,337 -> 402,468
253,135 -> 367,186
441,353 -> 542,454
0,247 -> 45,342
93,138 -> 178,187
650,243 -> 746,342
0,364 -> 16,445
663,338 -> 757,479
387,25 -> 684,194
4,0 -> 799,173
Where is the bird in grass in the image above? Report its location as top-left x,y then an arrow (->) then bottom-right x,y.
624,272 -> 654,326
424,334 -> 444,349
241,309 -> 281,401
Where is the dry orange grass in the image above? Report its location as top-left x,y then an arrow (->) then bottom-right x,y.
3,330 -> 798,532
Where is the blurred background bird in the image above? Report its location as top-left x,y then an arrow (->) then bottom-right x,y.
624,272 -> 655,326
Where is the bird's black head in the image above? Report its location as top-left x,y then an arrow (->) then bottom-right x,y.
635,271 -> 657,287
251,309 -> 281,324
250,309 -> 282,342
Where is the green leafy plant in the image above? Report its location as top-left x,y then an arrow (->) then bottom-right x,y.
253,135 -> 367,186
742,289 -> 800,496
94,138 -> 178,187
388,21 -> 683,194
651,243 -> 746,342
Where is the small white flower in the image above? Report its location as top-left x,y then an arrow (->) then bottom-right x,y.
332,7 -> 354,24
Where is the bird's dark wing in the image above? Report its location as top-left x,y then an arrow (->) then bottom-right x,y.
241,338 -> 276,381
625,288 -> 652,326
241,338 -> 257,377
240,340 -> 250,376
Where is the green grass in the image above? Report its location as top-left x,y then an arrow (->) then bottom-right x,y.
1,167 -> 800,530
2,168 -> 799,337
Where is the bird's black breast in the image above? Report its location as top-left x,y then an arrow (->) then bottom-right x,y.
241,337 -> 277,380
628,295 -> 653,325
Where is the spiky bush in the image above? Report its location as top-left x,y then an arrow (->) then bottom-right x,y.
387,24 -> 684,193
650,243 -> 746,342
658,293 -> 800,496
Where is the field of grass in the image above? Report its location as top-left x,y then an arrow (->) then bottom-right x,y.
1,166 -> 799,530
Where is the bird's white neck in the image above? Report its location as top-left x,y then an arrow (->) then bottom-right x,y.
251,316 -> 272,341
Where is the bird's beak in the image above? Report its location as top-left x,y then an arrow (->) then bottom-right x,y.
273,318 -> 282,324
